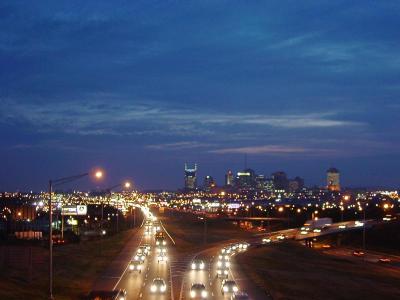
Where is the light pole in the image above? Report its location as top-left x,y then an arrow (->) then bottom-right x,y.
48,169 -> 103,300
104,181 -> 131,233
362,201 -> 366,252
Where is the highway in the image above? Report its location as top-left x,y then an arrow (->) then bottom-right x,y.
94,207 -> 260,300
91,207 -> 393,300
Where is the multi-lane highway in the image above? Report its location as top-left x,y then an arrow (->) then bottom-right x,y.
89,206 -> 393,300
91,206 -> 259,299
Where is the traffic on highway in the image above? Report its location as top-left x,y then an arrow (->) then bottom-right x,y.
87,206 -> 397,300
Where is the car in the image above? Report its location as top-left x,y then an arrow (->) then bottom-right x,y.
150,278 -> 167,293
217,259 -> 230,268
87,289 -> 127,300
276,235 -> 285,240
354,221 -> 364,227
353,250 -> 365,257
313,228 -> 322,233
156,237 -> 167,246
237,242 -> 249,250
133,252 -> 145,263
190,283 -> 208,298
231,291 -> 250,300
221,280 -> 238,295
229,244 -> 238,251
218,254 -> 230,261
128,260 -> 143,273
157,252 -> 168,263
142,243 -> 151,251
216,268 -> 229,278
221,247 -> 231,254
262,238 -> 271,244
191,259 -> 205,270
378,257 -> 391,263
156,246 -> 167,253
338,225 -> 347,229
139,245 -> 150,255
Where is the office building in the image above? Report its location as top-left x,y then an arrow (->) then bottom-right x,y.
184,163 -> 197,191
327,168 -> 340,191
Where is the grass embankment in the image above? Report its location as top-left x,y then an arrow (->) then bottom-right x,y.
0,229 -> 135,300
159,210 -> 250,252
236,242 -> 400,300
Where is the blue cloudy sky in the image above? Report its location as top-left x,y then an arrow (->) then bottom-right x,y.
1,1 -> 399,191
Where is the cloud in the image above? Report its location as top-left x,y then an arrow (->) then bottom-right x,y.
209,145 -> 308,155
0,99 -> 362,138
146,141 -> 214,150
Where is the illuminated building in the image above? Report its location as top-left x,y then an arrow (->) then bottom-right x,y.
272,171 -> 289,191
184,163 -> 197,191
203,175 -> 215,192
327,168 -> 340,191
236,169 -> 255,189
225,170 -> 234,187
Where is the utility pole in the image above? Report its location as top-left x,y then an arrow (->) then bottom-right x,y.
48,180 -> 54,300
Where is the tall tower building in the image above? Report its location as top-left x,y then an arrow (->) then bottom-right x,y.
184,163 -> 197,191
327,168 -> 340,191
203,175 -> 215,192
272,171 -> 289,191
225,170 -> 234,187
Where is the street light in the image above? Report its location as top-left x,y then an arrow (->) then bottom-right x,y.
103,181 -> 132,234
48,169 -> 104,300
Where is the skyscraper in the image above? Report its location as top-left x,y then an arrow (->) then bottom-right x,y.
327,168 -> 340,191
203,175 -> 215,192
225,170 -> 234,187
272,171 -> 289,191
236,168 -> 256,189
184,163 -> 197,191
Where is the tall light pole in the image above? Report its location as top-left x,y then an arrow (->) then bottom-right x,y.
104,181 -> 132,234
362,201 -> 366,252
48,169 -> 104,300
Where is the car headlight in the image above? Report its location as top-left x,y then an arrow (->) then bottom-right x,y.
156,241 -> 160,245
226,262 -> 230,267
191,263 -> 196,269
160,285 -> 166,292
219,255 -> 222,259
119,297 -> 125,300
201,290 -> 208,298
224,270 -> 228,274
137,265 -> 141,270
200,263 -> 204,269
162,248 -> 166,253
233,286 -> 238,292
190,291 -> 196,298
225,255 -> 229,260
223,286 -> 228,292
217,270 -> 222,274
129,265 -> 134,270
163,241 -> 166,245
151,285 -> 157,292
134,256 -> 139,260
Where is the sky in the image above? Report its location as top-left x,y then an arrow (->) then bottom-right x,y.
1,1 -> 399,191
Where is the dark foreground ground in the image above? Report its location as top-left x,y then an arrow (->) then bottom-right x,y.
0,229 -> 135,300
236,241 -> 400,300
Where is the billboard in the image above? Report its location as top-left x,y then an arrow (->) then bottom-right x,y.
62,205 -> 87,216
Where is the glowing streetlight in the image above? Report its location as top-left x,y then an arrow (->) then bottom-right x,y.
48,168 -> 104,300
124,181 -> 131,189
95,170 -> 104,179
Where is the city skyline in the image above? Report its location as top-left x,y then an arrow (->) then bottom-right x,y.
1,1 -> 400,191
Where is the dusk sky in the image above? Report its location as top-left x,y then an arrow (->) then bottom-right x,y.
1,1 -> 399,191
